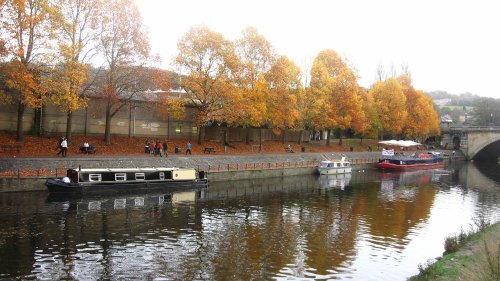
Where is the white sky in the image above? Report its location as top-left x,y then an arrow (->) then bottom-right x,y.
137,0 -> 500,98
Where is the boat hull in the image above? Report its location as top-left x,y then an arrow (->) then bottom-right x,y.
318,167 -> 352,175
377,158 -> 444,170
46,178 -> 208,195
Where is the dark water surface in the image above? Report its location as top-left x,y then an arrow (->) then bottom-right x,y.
0,162 -> 499,280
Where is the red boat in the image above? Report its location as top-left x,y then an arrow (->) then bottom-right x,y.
378,151 -> 444,170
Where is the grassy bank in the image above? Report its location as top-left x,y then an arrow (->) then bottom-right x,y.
408,219 -> 500,281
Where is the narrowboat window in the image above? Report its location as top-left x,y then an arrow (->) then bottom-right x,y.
115,173 -> 127,181
89,174 -> 102,182
135,173 -> 145,180
159,172 -> 165,180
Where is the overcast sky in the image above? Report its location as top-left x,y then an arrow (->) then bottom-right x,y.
137,0 -> 500,98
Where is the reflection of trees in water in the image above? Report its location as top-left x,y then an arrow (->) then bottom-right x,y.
351,170 -> 439,244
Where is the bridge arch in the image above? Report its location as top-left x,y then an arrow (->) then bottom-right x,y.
467,131 -> 500,161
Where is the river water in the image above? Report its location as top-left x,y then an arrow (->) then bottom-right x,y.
0,161 -> 499,280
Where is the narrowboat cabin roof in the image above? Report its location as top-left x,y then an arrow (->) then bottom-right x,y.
72,167 -> 181,173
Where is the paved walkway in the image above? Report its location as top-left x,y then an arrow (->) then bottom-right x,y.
1,149 -> 460,173
0,151 -> 385,172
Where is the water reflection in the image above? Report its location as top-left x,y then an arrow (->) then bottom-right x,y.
0,163 -> 498,280
318,173 -> 351,190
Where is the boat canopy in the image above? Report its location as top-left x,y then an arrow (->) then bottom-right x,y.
378,140 -> 421,147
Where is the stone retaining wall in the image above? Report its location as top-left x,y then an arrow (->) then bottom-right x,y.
0,151 -> 383,173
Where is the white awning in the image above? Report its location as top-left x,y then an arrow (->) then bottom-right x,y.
378,140 -> 422,147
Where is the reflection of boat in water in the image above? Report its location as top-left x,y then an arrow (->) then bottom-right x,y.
318,173 -> 352,190
380,168 -> 450,186
46,167 -> 208,195
47,188 -> 205,213
317,156 -> 352,175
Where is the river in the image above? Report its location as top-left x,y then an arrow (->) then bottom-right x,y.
0,161 -> 499,280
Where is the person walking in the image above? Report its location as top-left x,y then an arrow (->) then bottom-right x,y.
150,139 -> 155,155
56,137 -> 64,156
144,138 -> 150,154
163,139 -> 168,157
186,141 -> 192,155
157,140 -> 163,157
61,138 -> 68,157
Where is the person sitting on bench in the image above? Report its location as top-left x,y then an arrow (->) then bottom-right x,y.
83,141 -> 90,154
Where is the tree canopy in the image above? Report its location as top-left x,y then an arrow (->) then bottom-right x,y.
1,4 -> 444,144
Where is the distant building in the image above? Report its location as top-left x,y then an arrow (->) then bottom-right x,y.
440,114 -> 453,123
0,89 -> 307,143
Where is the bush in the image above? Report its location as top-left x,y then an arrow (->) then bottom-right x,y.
444,235 -> 460,254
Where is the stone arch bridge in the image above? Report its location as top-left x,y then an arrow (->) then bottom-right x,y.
441,126 -> 500,161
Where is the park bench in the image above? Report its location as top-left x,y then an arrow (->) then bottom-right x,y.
0,144 -> 21,153
203,147 -> 216,154
79,145 -> 96,154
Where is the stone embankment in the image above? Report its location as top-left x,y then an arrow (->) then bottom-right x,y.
0,150 -> 459,192
0,151 -> 383,173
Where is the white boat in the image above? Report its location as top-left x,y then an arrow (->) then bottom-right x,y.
317,156 -> 352,175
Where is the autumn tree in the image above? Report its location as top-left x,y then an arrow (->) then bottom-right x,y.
265,55 -> 302,143
230,27 -> 276,144
369,77 -> 407,138
0,0 -> 54,141
174,25 -> 239,144
352,87 -> 371,141
96,0 -> 150,145
149,68 -> 186,127
0,0 -> 7,57
397,75 -> 439,140
49,0 -> 102,142
309,49 -> 364,146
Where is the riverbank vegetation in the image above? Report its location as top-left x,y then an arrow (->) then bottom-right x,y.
1,1 -> 440,147
408,219 -> 500,281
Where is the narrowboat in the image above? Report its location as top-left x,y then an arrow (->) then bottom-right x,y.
317,156 -> 352,175
46,167 -> 208,194
378,151 -> 444,170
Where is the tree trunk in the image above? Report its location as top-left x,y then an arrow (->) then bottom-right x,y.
282,129 -> 286,144
259,128 -> 263,152
16,101 -> 25,142
66,111 -> 73,143
84,107 -> 88,137
326,129 -> 331,146
245,127 -> 250,144
104,104 -> 112,145
197,126 -> 205,145
33,107 -> 43,136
